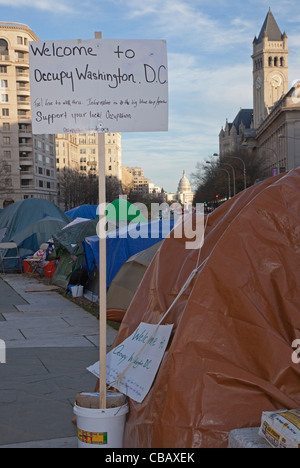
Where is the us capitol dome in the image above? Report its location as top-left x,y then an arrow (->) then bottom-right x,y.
176,170 -> 194,205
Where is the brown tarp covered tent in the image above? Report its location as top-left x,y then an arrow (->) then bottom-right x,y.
111,168 -> 300,448
107,242 -> 162,322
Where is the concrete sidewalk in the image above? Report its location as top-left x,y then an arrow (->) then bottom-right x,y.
0,274 -> 118,448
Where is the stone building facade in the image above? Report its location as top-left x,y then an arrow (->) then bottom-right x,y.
219,9 -> 300,176
0,22 -> 57,206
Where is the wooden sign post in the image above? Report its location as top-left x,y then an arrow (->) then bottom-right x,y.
29,35 -> 168,410
94,32 -> 107,411
98,135 -> 107,409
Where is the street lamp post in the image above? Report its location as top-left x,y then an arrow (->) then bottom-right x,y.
206,161 -> 231,200
213,152 -> 246,191
242,142 -> 279,175
222,163 -> 236,197
279,134 -> 300,141
212,156 -> 236,196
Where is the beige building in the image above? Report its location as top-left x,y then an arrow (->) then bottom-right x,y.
123,167 -> 150,195
0,22 -> 57,206
252,11 -> 289,129
56,132 -> 122,178
219,9 -> 300,175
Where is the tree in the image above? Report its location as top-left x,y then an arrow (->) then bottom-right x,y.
57,167 -> 124,211
192,150 -> 268,205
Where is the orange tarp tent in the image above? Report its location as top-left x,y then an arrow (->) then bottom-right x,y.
111,168 -> 300,448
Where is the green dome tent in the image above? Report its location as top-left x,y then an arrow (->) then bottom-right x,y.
106,198 -> 147,223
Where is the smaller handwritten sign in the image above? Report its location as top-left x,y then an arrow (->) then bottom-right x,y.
87,322 -> 173,403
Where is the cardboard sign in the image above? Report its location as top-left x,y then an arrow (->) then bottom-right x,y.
29,38 -> 168,134
87,322 -> 173,403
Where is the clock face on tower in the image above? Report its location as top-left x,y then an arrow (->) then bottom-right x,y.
271,74 -> 282,88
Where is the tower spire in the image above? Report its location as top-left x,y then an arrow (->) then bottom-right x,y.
256,9 -> 282,44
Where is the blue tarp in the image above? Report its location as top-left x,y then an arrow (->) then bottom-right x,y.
65,205 -> 98,220
83,219 -> 175,287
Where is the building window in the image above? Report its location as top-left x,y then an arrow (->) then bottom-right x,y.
0,39 -> 8,56
3,136 -> 10,144
1,94 -> 8,102
3,122 -> 10,131
2,108 -> 9,116
39,180 -> 43,188
3,150 -> 11,158
17,36 -> 23,45
0,66 -> 7,73
0,79 -> 7,88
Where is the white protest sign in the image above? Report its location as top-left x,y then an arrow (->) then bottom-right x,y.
87,322 -> 173,403
29,38 -> 168,134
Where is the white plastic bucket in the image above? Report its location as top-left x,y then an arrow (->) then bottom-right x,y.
71,285 -> 84,298
73,403 -> 129,448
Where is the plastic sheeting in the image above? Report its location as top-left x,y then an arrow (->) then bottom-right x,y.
65,204 -> 98,220
83,219 -> 175,288
112,168 -> 300,448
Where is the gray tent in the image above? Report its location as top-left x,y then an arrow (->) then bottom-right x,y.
0,199 -> 70,268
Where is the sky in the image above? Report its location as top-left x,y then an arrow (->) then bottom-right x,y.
2,0 -> 300,192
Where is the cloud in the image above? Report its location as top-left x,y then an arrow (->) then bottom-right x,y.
122,0 -> 255,52
0,0 -> 74,13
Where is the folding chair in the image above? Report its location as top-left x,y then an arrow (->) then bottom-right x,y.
23,243 -> 49,274
0,242 -> 22,274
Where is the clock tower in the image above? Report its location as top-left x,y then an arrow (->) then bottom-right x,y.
252,9 -> 289,128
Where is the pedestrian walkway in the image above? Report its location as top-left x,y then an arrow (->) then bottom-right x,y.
0,274 -> 118,448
